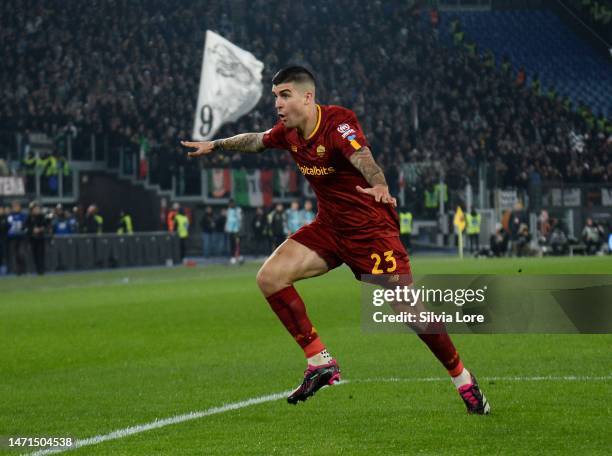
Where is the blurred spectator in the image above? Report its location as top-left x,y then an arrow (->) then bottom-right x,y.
52,204 -> 73,235
490,223 -> 509,257
251,206 -> 269,256
6,200 -> 27,275
549,220 -> 569,255
515,66 -> 526,87
84,204 -> 103,234
174,207 -> 190,262
466,208 -> 481,253
200,205 -> 215,258
399,208 -> 413,254
117,210 -> 133,234
26,201 -> 50,275
582,217 -> 604,254
508,202 -> 528,254
269,203 -> 287,251
537,209 -> 551,244
0,205 -> 8,274
213,208 -> 227,257
301,200 -> 315,225
286,200 -> 303,235
167,203 -> 180,232
68,206 -> 80,233
514,223 -> 533,257
225,199 -> 243,264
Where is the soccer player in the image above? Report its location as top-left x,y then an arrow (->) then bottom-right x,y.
182,66 -> 490,414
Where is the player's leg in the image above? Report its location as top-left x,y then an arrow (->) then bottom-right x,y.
257,224 -> 343,404
392,291 -> 490,414
346,241 -> 467,379
343,236 -> 490,414
229,233 -> 242,263
257,238 -> 331,360
16,238 -> 27,275
228,233 -> 236,259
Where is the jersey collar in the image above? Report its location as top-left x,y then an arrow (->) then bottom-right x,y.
304,104 -> 322,141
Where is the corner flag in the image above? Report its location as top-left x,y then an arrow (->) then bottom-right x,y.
453,206 -> 466,232
453,206 -> 466,259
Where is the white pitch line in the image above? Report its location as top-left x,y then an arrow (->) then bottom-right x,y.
26,374 -> 612,456
349,375 -> 612,383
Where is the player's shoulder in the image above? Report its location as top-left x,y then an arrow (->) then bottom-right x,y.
263,120 -> 290,148
322,104 -> 357,120
265,120 -> 287,135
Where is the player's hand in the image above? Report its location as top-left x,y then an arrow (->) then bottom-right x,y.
181,140 -> 215,157
356,184 -> 397,207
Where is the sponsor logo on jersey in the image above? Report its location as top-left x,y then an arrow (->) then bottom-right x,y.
316,144 -> 326,157
337,123 -> 351,134
338,123 -> 356,139
341,129 -> 356,139
298,164 -> 336,176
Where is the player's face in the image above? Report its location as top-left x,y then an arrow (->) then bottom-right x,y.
272,82 -> 311,128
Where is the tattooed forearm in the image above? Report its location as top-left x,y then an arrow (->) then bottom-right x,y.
213,132 -> 265,153
349,146 -> 388,187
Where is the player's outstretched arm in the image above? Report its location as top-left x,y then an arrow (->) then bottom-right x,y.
181,132 -> 266,157
349,146 -> 397,207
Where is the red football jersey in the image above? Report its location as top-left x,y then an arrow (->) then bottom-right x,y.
263,104 -> 399,240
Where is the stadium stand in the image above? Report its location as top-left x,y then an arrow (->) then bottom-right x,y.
0,0 -> 610,205
446,9 -> 611,117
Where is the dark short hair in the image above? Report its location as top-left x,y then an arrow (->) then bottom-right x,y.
272,66 -> 316,87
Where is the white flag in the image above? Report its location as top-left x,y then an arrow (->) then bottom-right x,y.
193,30 -> 264,140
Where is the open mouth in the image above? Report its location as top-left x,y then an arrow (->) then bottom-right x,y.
278,113 -> 287,122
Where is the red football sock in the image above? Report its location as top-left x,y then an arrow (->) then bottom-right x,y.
266,285 -> 325,357
417,321 -> 464,376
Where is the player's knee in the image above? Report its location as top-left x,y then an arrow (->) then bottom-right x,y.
256,264 -> 289,295
256,265 -> 275,294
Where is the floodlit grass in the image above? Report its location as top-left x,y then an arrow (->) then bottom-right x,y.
1,256 -> 611,454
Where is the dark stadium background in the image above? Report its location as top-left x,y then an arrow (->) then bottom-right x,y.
0,0 -> 610,272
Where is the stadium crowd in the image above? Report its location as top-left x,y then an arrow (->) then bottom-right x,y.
2,195 -> 610,275
0,197 -> 314,274
1,0 -> 610,202
0,200 -> 136,274
482,204 -> 610,258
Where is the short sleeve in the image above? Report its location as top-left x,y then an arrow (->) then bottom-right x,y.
262,122 -> 289,150
331,110 -> 370,159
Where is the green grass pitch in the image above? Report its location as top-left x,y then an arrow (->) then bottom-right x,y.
1,256 -> 611,455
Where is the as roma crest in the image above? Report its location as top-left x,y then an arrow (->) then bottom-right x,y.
316,145 -> 326,158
